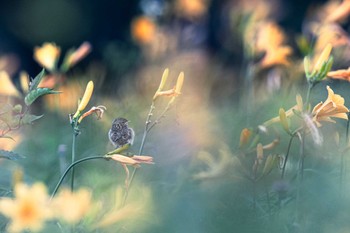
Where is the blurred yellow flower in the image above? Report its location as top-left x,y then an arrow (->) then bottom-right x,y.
327,67 -> 350,81
0,71 -> 21,97
131,16 -> 156,44
51,188 -> 92,224
0,183 -> 52,233
33,43 -> 61,71
312,85 -> 349,127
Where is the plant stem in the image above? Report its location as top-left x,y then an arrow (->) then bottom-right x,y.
281,133 -> 296,179
70,130 -> 78,192
305,83 -> 314,106
51,156 -> 106,200
122,103 -> 155,205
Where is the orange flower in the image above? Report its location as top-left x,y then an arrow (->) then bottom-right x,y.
63,42 -> 92,70
255,21 -> 292,68
131,16 -> 156,44
327,67 -> 350,81
312,86 -> 349,127
260,46 -> 292,68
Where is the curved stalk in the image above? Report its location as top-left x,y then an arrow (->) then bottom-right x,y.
51,156 -> 106,200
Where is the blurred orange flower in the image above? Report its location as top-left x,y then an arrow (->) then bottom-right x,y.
63,42 -> 92,70
255,21 -> 292,68
131,16 -> 156,45
33,43 -> 61,71
175,0 -> 208,18
0,183 -> 53,233
312,85 -> 349,127
327,67 -> 350,81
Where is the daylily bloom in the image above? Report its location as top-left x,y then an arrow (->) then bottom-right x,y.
260,46 -> 292,68
73,81 -> 94,119
312,43 -> 333,73
106,154 -> 153,188
255,21 -> 293,68
34,43 -> 60,71
153,70 -> 185,105
0,183 -> 53,233
327,67 -> 350,81
312,86 -> 349,127
78,105 -> 107,123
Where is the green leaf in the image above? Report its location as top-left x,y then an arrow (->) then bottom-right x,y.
11,114 -> 43,125
29,69 -> 45,91
0,149 -> 25,160
24,88 -> 61,106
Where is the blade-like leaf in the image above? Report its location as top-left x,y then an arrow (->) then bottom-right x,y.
0,149 -> 25,160
29,69 -> 45,91
25,88 -> 61,106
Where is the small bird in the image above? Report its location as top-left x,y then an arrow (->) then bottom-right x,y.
108,118 -> 135,149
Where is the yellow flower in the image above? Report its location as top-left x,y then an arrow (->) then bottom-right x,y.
327,67 -> 350,81
312,86 -> 349,127
0,71 -> 21,97
51,188 -> 92,224
33,43 -> 61,71
312,43 -> 332,73
0,183 -> 52,233
73,81 -> 94,119
153,68 -> 169,100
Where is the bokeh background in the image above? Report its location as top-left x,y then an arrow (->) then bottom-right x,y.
2,0 -> 350,232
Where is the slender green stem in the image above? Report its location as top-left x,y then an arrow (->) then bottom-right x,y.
305,83 -> 314,107
51,156 -> 106,200
122,103 -> 155,205
281,133 -> 296,179
70,130 -> 78,192
340,113 -> 350,196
